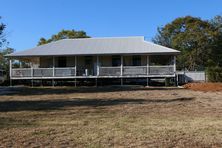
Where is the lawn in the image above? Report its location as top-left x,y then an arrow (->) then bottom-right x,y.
0,86 -> 222,147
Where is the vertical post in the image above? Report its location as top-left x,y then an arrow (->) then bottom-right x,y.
173,55 -> 177,86
52,56 -> 55,77
74,56 -> 77,87
96,55 -> 99,76
9,59 -> 12,78
52,56 -> 55,87
147,55 -> 149,75
75,56 -> 77,76
177,74 -> 179,86
30,63 -> 33,77
121,78 -> 123,86
30,62 -> 33,87
31,79 -> 34,87
120,55 -> 123,76
19,61 -> 22,68
173,55 -> 176,74
9,59 -> 12,87
146,55 -> 149,87
52,79 -> 54,87
120,55 -> 123,86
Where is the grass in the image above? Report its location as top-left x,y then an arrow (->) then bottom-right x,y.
0,86 -> 222,147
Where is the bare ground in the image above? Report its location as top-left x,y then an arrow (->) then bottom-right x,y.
0,86 -> 222,147
183,82 -> 222,91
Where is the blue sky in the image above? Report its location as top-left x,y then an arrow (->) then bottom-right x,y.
1,0 -> 222,51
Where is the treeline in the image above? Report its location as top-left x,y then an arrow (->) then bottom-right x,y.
153,15 -> 222,82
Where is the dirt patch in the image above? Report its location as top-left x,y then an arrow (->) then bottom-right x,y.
183,82 -> 222,91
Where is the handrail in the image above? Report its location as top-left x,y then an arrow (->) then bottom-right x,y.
12,67 -> 76,70
12,66 -> 173,70
123,66 -> 147,68
100,66 -> 121,68
149,65 -> 174,67
54,67 -> 76,69
12,68 -> 32,70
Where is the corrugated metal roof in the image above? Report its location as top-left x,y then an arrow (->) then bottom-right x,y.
7,36 -> 180,57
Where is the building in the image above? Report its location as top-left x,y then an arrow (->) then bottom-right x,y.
6,37 -> 180,86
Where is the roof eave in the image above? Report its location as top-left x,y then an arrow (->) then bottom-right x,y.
5,52 -> 180,58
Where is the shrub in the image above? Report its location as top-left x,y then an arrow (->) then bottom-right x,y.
207,66 -> 222,82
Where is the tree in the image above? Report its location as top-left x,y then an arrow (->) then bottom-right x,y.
0,16 -> 9,71
209,15 -> 222,66
0,17 -> 15,82
0,48 -> 14,80
153,16 -> 220,71
0,16 -> 7,49
38,29 -> 90,45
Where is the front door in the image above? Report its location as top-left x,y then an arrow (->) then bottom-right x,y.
85,56 -> 93,76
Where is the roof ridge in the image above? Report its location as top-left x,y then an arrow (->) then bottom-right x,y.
62,36 -> 144,40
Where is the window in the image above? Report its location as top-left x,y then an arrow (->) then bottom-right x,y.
132,55 -> 141,66
150,55 -> 172,66
112,56 -> 121,66
58,57 -> 67,67
85,56 -> 93,66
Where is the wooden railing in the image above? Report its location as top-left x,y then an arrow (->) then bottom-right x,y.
11,67 -> 76,78
12,68 -> 32,77
99,67 -> 121,76
99,65 -> 174,76
149,66 -> 174,75
123,66 -> 147,76
11,66 -> 175,78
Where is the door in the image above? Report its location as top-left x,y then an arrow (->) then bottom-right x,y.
84,56 -> 93,75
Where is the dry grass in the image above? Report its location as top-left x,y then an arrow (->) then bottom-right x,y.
0,86 -> 222,147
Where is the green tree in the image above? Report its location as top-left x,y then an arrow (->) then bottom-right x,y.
0,48 -> 14,68
38,29 -> 90,45
0,17 -> 15,82
0,16 -> 9,71
209,15 -> 222,66
0,48 -> 14,79
153,16 -> 220,71
0,16 -> 7,49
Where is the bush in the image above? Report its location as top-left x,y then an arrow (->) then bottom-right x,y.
207,66 -> 222,82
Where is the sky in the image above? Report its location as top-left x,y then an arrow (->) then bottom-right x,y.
0,0 -> 222,52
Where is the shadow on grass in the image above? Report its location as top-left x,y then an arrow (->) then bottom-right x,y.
1,86 -> 181,96
0,97 -> 194,112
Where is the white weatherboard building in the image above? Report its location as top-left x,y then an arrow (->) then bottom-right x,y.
6,37 -> 180,85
